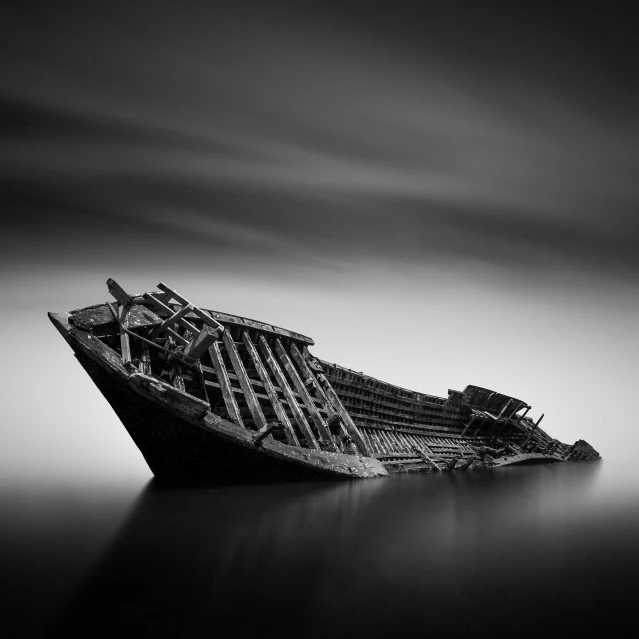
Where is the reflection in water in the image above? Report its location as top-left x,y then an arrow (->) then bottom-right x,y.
44,461 -> 639,637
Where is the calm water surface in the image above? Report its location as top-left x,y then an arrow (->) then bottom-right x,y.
3,460 -> 638,637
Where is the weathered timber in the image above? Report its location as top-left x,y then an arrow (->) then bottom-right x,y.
274,339 -> 338,451
242,332 -> 300,447
258,335 -> 319,450
290,344 -> 344,431
208,341 -> 244,427
184,325 -> 223,360
107,278 -> 134,307
223,331 -> 268,431
521,413 -> 544,447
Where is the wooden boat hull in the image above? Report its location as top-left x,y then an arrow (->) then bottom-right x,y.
50,311 -> 387,481
48,279 -> 600,482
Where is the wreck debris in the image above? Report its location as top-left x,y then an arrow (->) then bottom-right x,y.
48,279 -> 600,482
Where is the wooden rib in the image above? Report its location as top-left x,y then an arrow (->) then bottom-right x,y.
274,339 -> 338,452
208,341 -> 243,427
242,332 -> 300,447
222,331 -> 267,430
222,331 -> 268,431
258,336 -> 319,450
118,304 -> 132,364
314,372 -> 372,456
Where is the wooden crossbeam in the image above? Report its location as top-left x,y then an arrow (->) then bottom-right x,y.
242,332 -> 300,447
222,331 -> 268,431
274,339 -> 338,452
258,335 -> 319,450
208,341 -> 244,427
156,283 -> 223,331
151,304 -> 197,339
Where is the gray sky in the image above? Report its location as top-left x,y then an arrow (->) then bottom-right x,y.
2,0 -> 637,481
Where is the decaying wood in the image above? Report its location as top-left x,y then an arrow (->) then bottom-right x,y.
208,341 -> 244,427
274,339 -> 338,451
223,331 -> 268,431
258,335 -> 319,450
242,332 -> 300,447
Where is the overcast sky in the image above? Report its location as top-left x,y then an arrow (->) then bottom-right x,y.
2,0 -> 637,482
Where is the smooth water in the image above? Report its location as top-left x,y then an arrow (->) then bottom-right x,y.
3,460 -> 638,637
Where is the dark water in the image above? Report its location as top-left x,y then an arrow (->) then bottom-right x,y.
3,461 -> 638,638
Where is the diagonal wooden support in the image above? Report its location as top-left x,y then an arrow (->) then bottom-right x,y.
461,415 -> 476,437
314,371 -> 372,456
521,413 -> 544,447
242,332 -> 300,447
258,336 -> 319,450
151,304 -> 196,339
289,344 -> 345,443
208,341 -> 243,427
274,339 -> 338,452
223,331 -> 268,431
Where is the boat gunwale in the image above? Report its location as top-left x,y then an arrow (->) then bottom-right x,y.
69,294 -> 315,346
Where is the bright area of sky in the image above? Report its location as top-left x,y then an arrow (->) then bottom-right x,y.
1,1 -> 638,484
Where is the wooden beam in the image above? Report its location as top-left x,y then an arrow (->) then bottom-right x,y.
274,339 -> 338,451
222,331 -> 268,431
118,304 -> 132,364
151,304 -> 195,339
208,341 -> 244,427
184,325 -> 223,360
314,371 -> 372,456
258,335 -> 319,450
289,343 -> 348,444
461,415 -> 475,437
156,283 -> 224,332
521,413 -> 544,446
107,278 -> 133,307
242,332 -> 300,447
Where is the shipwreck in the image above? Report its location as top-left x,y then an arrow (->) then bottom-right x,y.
48,279 -> 600,481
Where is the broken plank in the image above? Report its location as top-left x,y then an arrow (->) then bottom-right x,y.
258,335 -> 319,450
242,332 -> 300,447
